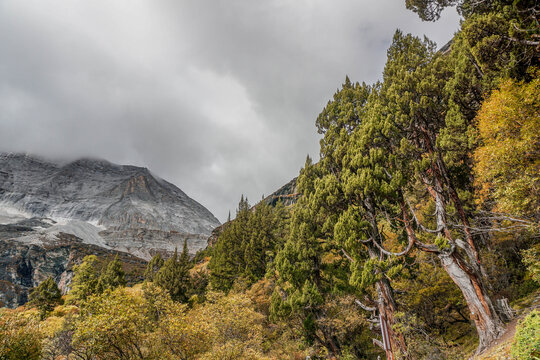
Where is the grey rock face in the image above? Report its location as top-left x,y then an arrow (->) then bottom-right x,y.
0,153 -> 221,259
262,177 -> 299,207
0,230 -> 147,308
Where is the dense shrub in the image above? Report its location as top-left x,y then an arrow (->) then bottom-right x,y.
0,310 -> 42,360
511,310 -> 540,360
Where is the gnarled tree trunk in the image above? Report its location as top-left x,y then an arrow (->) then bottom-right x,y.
401,198 -> 505,354
438,251 -> 505,353
365,237 -> 408,358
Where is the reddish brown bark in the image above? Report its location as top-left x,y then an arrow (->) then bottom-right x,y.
376,278 -> 408,358
447,184 -> 479,261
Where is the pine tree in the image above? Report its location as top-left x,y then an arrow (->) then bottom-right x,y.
244,201 -> 283,282
209,196 -> 251,291
155,242 -> 191,302
28,277 -> 63,319
145,253 -> 165,282
69,255 -> 100,303
97,255 -> 126,293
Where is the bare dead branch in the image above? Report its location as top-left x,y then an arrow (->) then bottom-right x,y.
407,198 -> 444,234
372,338 -> 385,350
341,248 -> 354,262
371,235 -> 415,257
355,299 -> 377,312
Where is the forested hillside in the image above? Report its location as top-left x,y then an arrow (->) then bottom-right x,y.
1,0 -> 538,359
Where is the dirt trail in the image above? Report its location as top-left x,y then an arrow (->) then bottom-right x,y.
475,294 -> 540,360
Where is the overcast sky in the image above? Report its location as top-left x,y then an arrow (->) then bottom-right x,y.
0,1 -> 460,222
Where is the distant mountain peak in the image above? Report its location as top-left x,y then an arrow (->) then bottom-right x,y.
0,152 -> 221,259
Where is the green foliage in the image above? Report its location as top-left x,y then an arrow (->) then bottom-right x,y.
405,0 -> 458,21
0,310 -> 42,360
97,255 -> 126,293
394,256 -> 472,349
271,157 -> 362,356
72,287 -> 164,359
271,7 -> 539,353
5,2 -> 538,359
522,244 -> 540,285
209,195 -> 289,291
209,196 -> 251,291
184,292 -> 268,359
28,277 -> 63,320
144,253 -> 164,282
272,161 -> 325,343
69,285 -> 269,360
244,201 -> 289,282
154,242 -> 192,302
511,309 -> 540,360
68,255 -> 100,303
68,255 -> 129,304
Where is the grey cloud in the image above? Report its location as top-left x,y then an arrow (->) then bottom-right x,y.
0,0 -> 460,221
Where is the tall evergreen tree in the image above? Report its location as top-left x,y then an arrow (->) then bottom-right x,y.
271,156 -> 341,355
69,255 -> 100,303
155,242 -> 191,302
209,196 -> 251,291
28,277 -> 63,319
354,31 -> 505,353
144,253 -> 165,282
312,78 -> 408,356
97,255 -> 126,293
406,0 -> 538,80
244,200 -> 288,282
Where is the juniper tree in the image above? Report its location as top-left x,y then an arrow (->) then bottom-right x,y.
352,31 -> 506,353
271,156 -> 342,355
312,78 -> 408,356
406,0 -> 539,80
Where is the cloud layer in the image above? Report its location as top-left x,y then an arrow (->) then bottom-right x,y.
0,1 -> 460,221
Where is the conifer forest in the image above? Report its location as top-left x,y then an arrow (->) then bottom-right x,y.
0,0 -> 539,359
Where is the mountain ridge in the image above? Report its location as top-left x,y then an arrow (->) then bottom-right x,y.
0,153 -> 221,259
0,152 -> 222,307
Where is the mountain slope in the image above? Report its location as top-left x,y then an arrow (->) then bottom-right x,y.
0,153 -> 221,259
0,230 -> 148,308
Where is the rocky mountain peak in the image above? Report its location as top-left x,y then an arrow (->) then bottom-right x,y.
0,153 -> 221,258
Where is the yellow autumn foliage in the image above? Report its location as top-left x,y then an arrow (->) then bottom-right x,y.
0,308 -> 42,360
49,284 -> 270,360
474,75 -> 540,219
